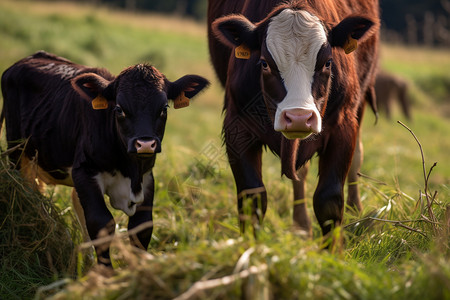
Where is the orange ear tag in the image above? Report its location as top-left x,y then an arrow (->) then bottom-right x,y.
173,92 -> 190,109
235,44 -> 251,59
92,95 -> 108,110
343,37 -> 358,54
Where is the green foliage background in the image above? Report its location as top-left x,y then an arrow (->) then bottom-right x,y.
0,1 -> 449,299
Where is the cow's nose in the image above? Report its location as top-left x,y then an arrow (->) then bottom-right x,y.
135,139 -> 157,154
281,108 -> 321,134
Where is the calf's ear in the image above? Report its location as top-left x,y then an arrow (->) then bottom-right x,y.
212,15 -> 260,50
167,75 -> 210,101
329,15 -> 379,53
71,73 -> 111,101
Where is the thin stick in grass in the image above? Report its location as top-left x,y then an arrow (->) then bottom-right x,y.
397,121 -> 438,234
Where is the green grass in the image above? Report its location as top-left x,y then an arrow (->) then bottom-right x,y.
0,1 -> 449,299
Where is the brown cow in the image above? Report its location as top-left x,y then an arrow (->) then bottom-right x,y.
208,0 -> 379,237
375,70 -> 411,120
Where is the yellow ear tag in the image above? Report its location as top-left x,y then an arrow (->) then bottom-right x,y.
92,95 -> 108,110
343,37 -> 358,54
174,92 -> 190,109
235,44 -> 251,59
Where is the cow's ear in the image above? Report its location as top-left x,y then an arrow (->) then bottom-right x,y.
71,73 -> 111,101
329,15 -> 378,53
212,15 -> 260,50
167,75 -> 210,101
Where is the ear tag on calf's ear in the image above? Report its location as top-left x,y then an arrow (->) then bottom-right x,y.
174,92 -> 190,109
235,44 -> 251,59
343,37 -> 358,54
92,95 -> 108,110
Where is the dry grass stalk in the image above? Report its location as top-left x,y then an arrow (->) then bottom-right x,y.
397,121 -> 439,234
0,153 -> 77,298
78,221 -> 154,250
173,264 -> 269,300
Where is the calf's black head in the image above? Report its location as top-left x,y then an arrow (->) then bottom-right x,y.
72,64 -> 209,156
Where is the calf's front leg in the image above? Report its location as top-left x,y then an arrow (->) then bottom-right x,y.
128,172 -> 154,251
72,168 -> 115,266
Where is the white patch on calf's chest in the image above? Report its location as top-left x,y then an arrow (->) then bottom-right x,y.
95,171 -> 146,216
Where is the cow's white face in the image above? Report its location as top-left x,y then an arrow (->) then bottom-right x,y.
213,5 -> 377,140
264,9 -> 328,139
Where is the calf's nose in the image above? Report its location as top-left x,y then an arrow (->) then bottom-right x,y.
135,139 -> 157,154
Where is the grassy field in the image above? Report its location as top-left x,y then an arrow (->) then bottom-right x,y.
0,1 -> 449,299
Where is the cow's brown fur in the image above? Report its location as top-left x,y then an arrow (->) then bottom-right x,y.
208,0 -> 380,237
375,70 -> 411,120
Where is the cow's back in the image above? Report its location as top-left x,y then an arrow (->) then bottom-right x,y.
207,0 -> 245,86
1,51 -> 114,178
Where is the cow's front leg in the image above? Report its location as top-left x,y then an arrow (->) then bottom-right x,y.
72,168 -> 115,266
292,162 -> 312,236
314,127 -> 356,239
227,141 -> 266,235
347,129 -> 363,212
128,171 -> 154,251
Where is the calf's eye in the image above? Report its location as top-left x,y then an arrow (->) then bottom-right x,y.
325,59 -> 332,69
160,105 -> 168,118
114,105 -> 126,118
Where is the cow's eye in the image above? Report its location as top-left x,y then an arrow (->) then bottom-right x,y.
260,59 -> 269,70
325,59 -> 332,69
160,105 -> 168,118
114,105 -> 126,118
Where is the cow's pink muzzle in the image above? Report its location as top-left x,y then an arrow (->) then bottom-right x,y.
277,108 -> 321,139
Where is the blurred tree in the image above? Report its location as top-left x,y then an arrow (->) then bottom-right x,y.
92,0 -> 207,19
71,0 -> 450,45
380,0 -> 450,46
